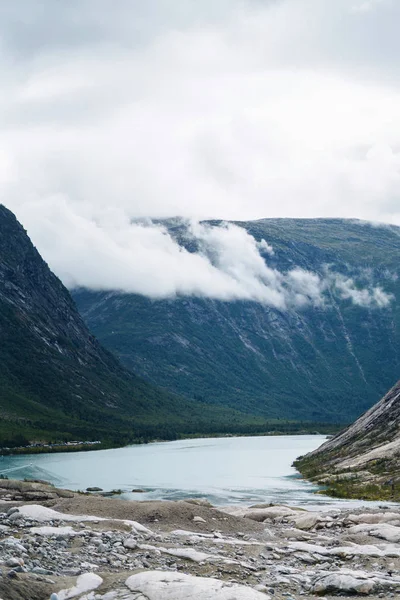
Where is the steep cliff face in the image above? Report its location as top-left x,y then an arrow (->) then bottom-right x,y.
0,204 -> 125,378
74,218 -> 400,423
0,205 -> 254,444
294,380 -> 400,500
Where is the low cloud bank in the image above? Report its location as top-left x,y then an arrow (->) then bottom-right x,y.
17,200 -> 393,310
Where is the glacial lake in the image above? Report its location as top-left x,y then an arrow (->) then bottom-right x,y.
0,435 -> 389,509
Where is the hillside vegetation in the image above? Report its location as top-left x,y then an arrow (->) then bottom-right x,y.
74,218 -> 400,423
0,205 -> 298,447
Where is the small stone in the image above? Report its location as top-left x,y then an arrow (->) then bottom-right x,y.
6,557 -> 24,568
254,584 -> 269,592
32,566 -> 52,574
7,507 -> 19,516
123,537 -> 138,550
193,516 -> 206,523
7,570 -> 18,579
8,512 -> 23,522
312,573 -> 376,595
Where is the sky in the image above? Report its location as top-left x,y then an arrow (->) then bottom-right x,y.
0,0 -> 399,305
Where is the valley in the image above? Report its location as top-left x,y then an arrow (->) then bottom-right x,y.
74,218 -> 400,423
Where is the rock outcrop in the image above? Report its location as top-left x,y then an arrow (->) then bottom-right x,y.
0,479 -> 74,506
295,379 -> 400,500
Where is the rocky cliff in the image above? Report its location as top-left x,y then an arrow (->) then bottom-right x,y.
294,379 -> 400,500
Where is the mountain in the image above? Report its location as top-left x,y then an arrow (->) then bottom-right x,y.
74,218 -> 400,424
294,379 -> 400,501
0,205 -> 271,447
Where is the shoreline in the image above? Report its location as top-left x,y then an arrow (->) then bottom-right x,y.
5,431 -> 396,505
0,428 -> 334,457
1,478 -> 400,600
13,432 -> 397,507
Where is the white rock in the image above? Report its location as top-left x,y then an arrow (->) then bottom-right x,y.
281,528 -> 312,540
312,572 -> 375,595
263,528 -> 276,538
220,505 -> 299,521
291,513 -> 322,530
19,505 -> 102,523
170,529 -> 214,538
56,573 -> 103,600
310,567 -> 400,594
348,523 -> 400,543
287,540 -> 395,558
170,529 -> 261,546
30,526 -> 80,537
193,516 -> 206,523
125,571 -> 270,599
18,504 -> 153,535
257,507 -> 301,521
164,548 -> 218,563
123,519 -> 153,535
3,536 -> 27,552
347,512 -> 400,524
253,584 -> 269,593
6,557 -> 24,567
138,543 -> 222,563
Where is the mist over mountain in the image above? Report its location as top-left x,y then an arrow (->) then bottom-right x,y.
1,0 -> 399,436
73,217 -> 400,424
2,205 -> 394,448
0,205 -> 270,445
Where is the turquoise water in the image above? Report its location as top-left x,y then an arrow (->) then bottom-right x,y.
0,435 -> 330,506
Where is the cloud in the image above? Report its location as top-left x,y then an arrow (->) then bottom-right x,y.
0,0 -> 399,303
18,197 -> 392,310
329,273 -> 393,308
257,239 -> 275,256
352,0 -> 389,14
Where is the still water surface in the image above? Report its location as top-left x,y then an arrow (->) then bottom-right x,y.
0,435 -> 384,508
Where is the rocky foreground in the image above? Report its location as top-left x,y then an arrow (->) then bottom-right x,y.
1,480 -> 400,599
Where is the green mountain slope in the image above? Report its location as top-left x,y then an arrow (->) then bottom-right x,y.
0,205 -> 273,446
73,218 -> 400,424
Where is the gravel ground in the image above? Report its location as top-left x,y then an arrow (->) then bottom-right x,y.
53,495 -> 266,534
1,480 -> 400,600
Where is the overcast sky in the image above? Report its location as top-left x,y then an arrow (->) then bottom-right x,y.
1,0 -> 399,303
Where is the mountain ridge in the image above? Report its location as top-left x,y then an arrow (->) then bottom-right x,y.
73,217 -> 400,423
